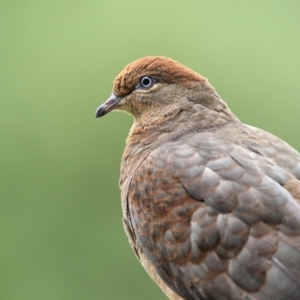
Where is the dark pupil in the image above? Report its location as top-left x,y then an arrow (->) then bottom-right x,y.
141,77 -> 151,87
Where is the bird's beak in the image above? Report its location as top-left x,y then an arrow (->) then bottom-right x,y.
95,94 -> 122,118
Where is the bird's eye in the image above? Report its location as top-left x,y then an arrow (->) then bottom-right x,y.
139,76 -> 155,89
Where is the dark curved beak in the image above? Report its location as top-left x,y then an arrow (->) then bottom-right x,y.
95,94 -> 122,118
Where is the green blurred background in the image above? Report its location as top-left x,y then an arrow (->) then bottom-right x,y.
1,1 -> 300,299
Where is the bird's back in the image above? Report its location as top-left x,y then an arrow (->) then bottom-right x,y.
124,122 -> 300,300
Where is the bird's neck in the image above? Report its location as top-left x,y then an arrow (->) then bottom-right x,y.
120,106 -> 240,186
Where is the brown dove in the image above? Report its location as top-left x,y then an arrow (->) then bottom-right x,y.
95,56 -> 300,300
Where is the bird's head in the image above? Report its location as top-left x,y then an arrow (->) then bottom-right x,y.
96,56 -> 236,126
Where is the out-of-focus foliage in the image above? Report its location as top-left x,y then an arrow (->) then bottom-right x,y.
1,1 -> 299,299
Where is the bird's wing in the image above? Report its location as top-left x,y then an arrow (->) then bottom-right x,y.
128,141 -> 300,300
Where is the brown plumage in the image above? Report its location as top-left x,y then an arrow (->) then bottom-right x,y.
113,56 -> 206,96
96,56 -> 300,300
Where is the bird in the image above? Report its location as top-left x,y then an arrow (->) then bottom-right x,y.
95,56 -> 300,300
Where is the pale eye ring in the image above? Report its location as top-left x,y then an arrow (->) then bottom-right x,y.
140,76 -> 155,89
